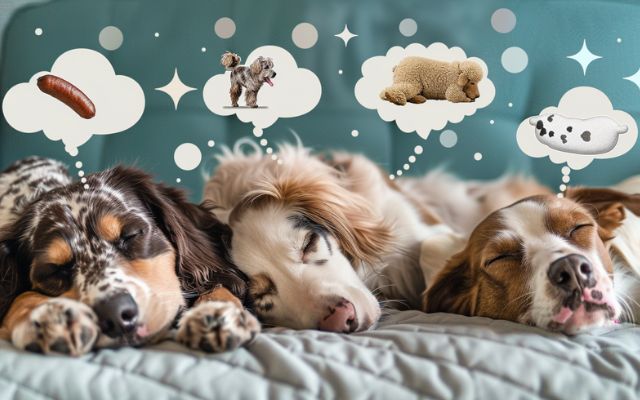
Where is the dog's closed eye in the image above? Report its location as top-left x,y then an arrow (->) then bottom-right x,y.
301,231 -> 330,265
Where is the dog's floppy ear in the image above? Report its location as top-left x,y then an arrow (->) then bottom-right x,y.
250,57 -> 263,75
457,60 -> 483,86
423,250 -> 475,315
0,234 -> 28,324
231,173 -> 393,267
566,187 -> 640,239
456,72 -> 469,87
107,167 -> 248,302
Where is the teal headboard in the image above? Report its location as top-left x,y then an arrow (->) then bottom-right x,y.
2,0 -> 639,201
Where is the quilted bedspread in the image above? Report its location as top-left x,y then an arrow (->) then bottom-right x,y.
0,311 -> 638,400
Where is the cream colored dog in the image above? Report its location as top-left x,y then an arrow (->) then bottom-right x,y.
380,57 -> 483,105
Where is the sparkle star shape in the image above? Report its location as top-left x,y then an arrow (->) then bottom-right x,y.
335,25 -> 357,47
623,68 -> 640,91
155,68 -> 196,110
567,40 -> 602,75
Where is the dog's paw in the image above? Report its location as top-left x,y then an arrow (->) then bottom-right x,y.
176,301 -> 260,353
12,298 -> 99,356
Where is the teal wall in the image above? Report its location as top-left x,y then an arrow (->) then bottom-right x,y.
1,0 -> 639,201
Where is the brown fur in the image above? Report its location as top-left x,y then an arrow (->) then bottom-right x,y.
231,173 -> 392,266
0,166 -> 251,351
43,238 -> 73,266
195,286 -> 243,309
380,57 -> 483,105
424,189 -> 640,323
97,214 -> 123,242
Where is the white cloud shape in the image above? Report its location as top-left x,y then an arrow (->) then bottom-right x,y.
2,48 -> 145,156
203,45 -> 321,136
354,42 -> 495,139
516,87 -> 638,170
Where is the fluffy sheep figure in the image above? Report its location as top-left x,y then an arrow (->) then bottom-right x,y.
380,57 -> 483,105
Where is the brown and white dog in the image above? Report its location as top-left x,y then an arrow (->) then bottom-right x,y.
0,157 -> 259,355
203,141 -> 547,332
423,186 -> 640,334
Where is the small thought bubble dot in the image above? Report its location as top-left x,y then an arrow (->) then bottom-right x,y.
174,143 -> 202,171
562,175 -> 570,183
351,129 -> 359,137
75,161 -> 83,168
78,170 -> 85,177
389,175 -> 395,180
501,46 -> 529,73
271,155 -> 277,160
207,140 -> 215,147
292,22 -> 318,49
559,184 -> 567,191
403,164 -> 410,170
84,184 -> 90,190
474,152 -> 483,161
338,69 -> 343,75
439,130 -> 458,148
408,155 -> 416,163
414,145 -> 423,155
399,18 -> 418,37
201,47 -> 207,53
260,139 -> 268,146
617,38 -> 622,43
266,147 -> 273,154
490,120 -> 495,125
253,127 -> 263,137
491,8 -> 517,33
396,170 -> 403,176
215,17 -> 236,39
561,166 -> 571,175
81,177 -> 87,184
176,178 -> 181,183
35,28 -> 43,36
154,32 -> 160,38
98,26 -> 124,51
508,102 -> 513,108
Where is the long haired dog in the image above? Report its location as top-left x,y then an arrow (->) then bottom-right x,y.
203,141 -> 547,332
0,157 -> 258,355
221,51 -> 276,108
424,187 -> 640,334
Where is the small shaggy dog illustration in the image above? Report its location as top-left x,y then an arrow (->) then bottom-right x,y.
221,51 -> 276,108
380,57 -> 483,105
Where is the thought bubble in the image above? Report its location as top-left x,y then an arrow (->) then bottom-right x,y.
354,43 -> 495,139
2,48 -> 145,156
203,45 -> 321,136
516,87 -> 637,170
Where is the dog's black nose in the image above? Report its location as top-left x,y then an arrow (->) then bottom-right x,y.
94,292 -> 139,338
272,72 -> 277,77
548,254 -> 595,292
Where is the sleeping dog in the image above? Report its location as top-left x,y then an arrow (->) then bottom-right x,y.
203,141 -> 547,332
423,187 -> 640,334
0,157 -> 259,355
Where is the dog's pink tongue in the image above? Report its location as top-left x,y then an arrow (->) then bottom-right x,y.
265,78 -> 274,87
553,306 -> 574,324
136,325 -> 149,338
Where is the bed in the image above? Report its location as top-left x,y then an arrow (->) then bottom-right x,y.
1,311 -> 638,399
2,0 -> 640,398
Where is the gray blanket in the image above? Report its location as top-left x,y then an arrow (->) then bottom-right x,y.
0,311 -> 638,399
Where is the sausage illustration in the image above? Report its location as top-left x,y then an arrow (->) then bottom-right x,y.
37,74 -> 96,119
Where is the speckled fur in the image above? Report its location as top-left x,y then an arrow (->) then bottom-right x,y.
220,51 -> 276,108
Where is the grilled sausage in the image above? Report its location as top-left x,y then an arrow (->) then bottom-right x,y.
37,74 -> 95,119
